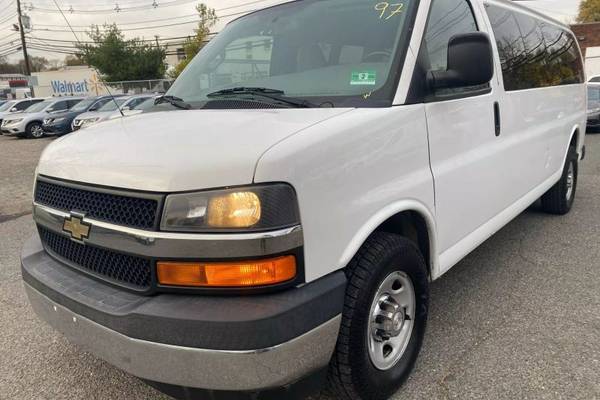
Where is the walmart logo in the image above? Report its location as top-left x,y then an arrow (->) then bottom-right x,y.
51,80 -> 90,94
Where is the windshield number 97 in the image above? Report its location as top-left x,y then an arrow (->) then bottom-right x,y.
374,2 -> 405,20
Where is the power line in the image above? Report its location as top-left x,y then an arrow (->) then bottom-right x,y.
27,0 -> 200,14
25,0 -> 274,14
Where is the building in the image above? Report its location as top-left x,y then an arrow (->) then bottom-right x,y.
32,66 -> 106,97
571,22 -> 600,56
571,22 -> 600,79
165,42 -> 187,70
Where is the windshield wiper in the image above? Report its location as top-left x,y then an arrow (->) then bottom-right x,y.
155,95 -> 192,110
207,87 -> 318,108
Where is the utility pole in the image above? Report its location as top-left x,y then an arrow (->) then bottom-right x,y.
16,0 -> 31,76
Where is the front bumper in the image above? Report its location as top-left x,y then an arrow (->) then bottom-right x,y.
22,235 -> 345,392
1,123 -> 25,135
43,121 -> 72,135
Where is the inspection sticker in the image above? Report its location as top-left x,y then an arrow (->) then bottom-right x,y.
350,71 -> 377,86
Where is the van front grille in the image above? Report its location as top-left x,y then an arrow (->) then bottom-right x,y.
35,179 -> 160,230
38,226 -> 152,291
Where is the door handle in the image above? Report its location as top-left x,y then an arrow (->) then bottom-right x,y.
494,102 -> 501,137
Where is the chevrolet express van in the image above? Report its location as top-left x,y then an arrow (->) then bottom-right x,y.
22,0 -> 586,399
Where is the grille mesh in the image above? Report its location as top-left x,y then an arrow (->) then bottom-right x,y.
39,226 -> 152,290
35,180 -> 159,229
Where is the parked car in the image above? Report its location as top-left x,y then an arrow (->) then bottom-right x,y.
72,94 -> 154,130
22,0 -> 586,399
0,98 -> 44,127
587,84 -> 600,132
42,95 -> 126,136
1,97 -> 84,138
124,96 -> 157,115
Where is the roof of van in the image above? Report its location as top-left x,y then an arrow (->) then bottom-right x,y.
486,0 -> 568,30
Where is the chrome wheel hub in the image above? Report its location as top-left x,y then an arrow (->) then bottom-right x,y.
566,162 -> 575,201
31,125 -> 43,138
368,271 -> 416,371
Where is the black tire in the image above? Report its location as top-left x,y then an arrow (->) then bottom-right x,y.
541,147 -> 578,215
25,121 -> 45,139
328,233 -> 429,400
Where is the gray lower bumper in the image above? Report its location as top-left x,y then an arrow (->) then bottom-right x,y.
25,283 -> 341,391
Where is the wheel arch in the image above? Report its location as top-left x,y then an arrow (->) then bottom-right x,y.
26,120 -> 43,129
569,125 -> 582,156
339,200 -> 439,280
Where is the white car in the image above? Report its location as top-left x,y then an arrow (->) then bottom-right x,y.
71,95 -> 154,130
1,97 -> 84,138
23,0 -> 586,399
0,98 -> 45,128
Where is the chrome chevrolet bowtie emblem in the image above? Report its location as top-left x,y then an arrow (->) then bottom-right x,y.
63,213 -> 91,242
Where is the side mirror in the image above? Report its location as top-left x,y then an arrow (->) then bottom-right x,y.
428,32 -> 494,90
122,106 -> 131,111
10,107 -> 18,112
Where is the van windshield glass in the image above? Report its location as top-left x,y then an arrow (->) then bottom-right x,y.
167,0 -> 416,108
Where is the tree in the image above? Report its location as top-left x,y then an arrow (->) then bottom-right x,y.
0,56 -> 49,73
65,55 -> 85,67
169,4 -> 217,78
78,24 -> 166,82
21,56 -> 49,72
577,0 -> 600,23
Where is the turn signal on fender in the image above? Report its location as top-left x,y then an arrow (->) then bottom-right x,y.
157,256 -> 297,288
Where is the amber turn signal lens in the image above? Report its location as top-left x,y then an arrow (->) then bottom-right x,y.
157,256 -> 297,288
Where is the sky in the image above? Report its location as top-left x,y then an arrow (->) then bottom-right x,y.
0,0 -> 583,63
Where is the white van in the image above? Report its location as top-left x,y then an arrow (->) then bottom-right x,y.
22,0 -> 586,399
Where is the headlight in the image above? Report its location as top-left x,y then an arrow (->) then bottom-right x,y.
53,117 -> 65,123
161,184 -> 300,232
84,118 -> 99,124
5,118 -> 22,125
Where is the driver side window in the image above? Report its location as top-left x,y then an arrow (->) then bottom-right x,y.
424,0 -> 478,71
423,0 -> 486,96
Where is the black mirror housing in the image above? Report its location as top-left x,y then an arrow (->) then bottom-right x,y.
428,32 -> 494,90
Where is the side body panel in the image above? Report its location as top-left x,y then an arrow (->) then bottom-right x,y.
254,106 -> 435,283
424,0 -> 586,276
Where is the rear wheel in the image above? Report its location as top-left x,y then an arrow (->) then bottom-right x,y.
328,233 -> 429,400
541,147 -> 578,215
26,122 -> 45,139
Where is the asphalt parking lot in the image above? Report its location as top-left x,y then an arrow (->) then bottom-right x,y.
0,133 -> 599,400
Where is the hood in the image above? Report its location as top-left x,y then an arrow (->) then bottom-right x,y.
75,111 -> 112,121
0,111 -> 21,119
48,110 -> 83,121
17,111 -> 47,121
38,108 -> 352,192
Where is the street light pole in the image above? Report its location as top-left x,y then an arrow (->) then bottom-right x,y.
16,0 -> 31,76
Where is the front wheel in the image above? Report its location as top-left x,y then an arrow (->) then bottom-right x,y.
541,147 -> 578,215
328,233 -> 429,400
26,122 -> 45,139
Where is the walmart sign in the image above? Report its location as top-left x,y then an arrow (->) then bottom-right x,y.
51,80 -> 90,95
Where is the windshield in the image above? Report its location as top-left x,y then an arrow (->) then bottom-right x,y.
134,98 -> 155,110
25,100 -> 52,113
0,101 -> 16,112
168,0 -> 416,108
98,98 -> 128,112
71,98 -> 97,112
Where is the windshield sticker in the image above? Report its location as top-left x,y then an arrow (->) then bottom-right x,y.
375,2 -> 405,20
351,71 -> 377,86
